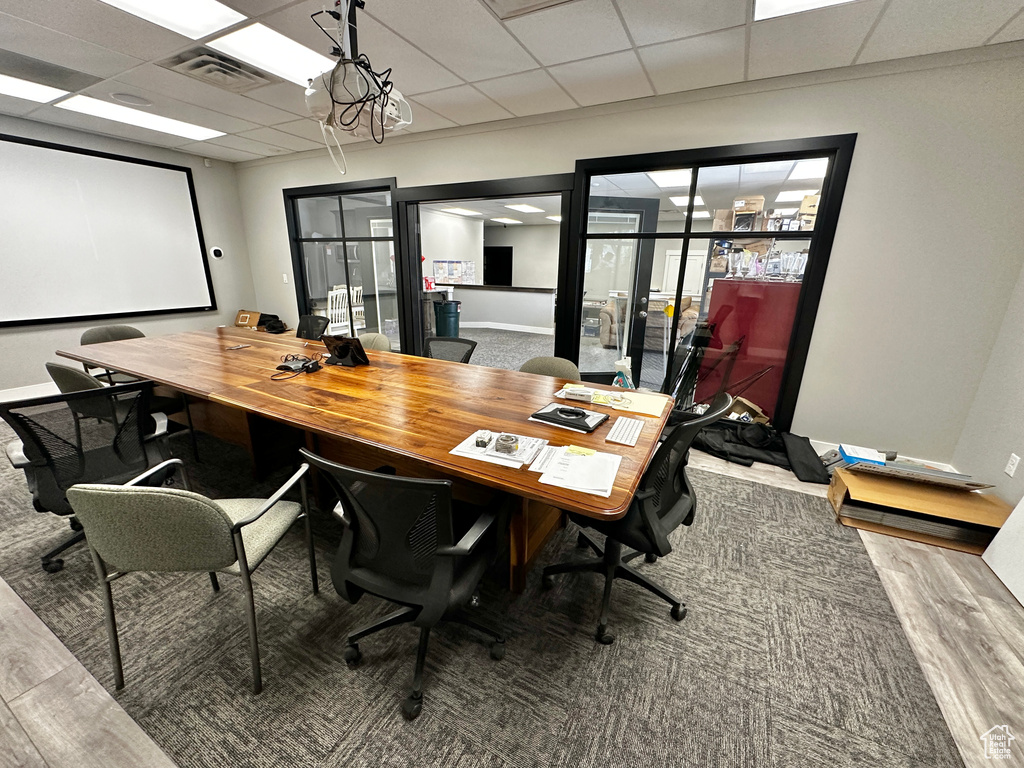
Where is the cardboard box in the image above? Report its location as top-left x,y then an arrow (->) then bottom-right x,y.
828,467 -> 1012,554
799,195 -> 820,215
712,209 -> 735,231
733,195 -> 765,214
799,214 -> 816,231
726,396 -> 769,424
234,310 -> 261,328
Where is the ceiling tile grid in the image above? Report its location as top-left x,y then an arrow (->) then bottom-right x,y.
1,0 -> 1023,161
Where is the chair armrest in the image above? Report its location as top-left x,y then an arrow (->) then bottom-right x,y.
144,412 -> 168,441
127,458 -> 186,488
230,464 -> 309,533
437,509 -> 498,557
5,440 -> 30,469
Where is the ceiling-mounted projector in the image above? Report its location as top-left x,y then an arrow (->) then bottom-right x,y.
305,0 -> 412,174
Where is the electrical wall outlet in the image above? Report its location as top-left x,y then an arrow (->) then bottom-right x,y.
282,273 -> 289,284
1005,453 -> 1020,477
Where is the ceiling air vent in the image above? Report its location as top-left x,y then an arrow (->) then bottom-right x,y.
158,48 -> 279,93
480,0 -> 581,20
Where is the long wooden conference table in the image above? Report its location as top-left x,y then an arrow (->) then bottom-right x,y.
58,327 -> 673,590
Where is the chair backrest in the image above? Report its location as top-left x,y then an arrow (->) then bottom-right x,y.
46,362 -> 105,394
631,392 -> 732,550
519,356 -> 580,380
67,484 -> 236,573
296,314 -> 330,340
299,449 -> 455,590
423,336 -> 477,364
327,288 -> 350,326
0,382 -> 157,515
81,325 -> 146,346
358,332 -> 392,351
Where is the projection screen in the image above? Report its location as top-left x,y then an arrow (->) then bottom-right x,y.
0,134 -> 216,327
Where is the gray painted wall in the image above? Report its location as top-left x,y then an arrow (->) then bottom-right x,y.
483,224 -> 559,289
0,115 -> 257,391
235,46 -> 1024,468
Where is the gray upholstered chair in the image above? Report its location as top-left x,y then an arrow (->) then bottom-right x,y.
80,325 -> 146,384
519,356 -> 580,380
66,459 -> 318,694
423,336 -> 477,364
357,332 -> 392,351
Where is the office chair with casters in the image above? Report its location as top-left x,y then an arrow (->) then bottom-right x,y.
66,459 -> 318,694
296,314 -> 330,340
423,336 -> 477,364
0,381 -> 170,573
519,356 -> 580,380
79,327 -> 200,460
542,392 -> 732,644
299,448 -> 506,720
357,332 -> 391,351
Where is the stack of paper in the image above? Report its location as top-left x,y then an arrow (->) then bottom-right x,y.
450,430 -> 547,468
531,446 -> 622,498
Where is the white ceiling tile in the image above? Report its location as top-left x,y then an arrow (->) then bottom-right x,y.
367,0 -> 536,81
548,50 -> 653,106
411,85 -> 514,125
0,93 -> 43,117
859,0 -> 1023,63
220,0 -> 298,17
261,1 -> 463,96
0,11 -> 141,78
0,0 -> 190,60
475,69 -> 577,116
177,141 -> 264,162
616,0 -> 748,46
80,81 -> 260,134
244,81 -> 309,116
274,118 -> 368,144
639,29 -> 746,94
401,101 -> 458,132
237,126 -> 322,150
749,1 -> 884,80
990,10 -> 1024,43
115,65 -> 301,125
206,133 -> 293,156
28,104 -> 192,147
504,0 -> 630,66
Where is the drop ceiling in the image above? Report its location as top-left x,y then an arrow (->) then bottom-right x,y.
0,0 -> 1021,163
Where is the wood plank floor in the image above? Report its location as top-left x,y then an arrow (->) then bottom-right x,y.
2,451 -> 1021,767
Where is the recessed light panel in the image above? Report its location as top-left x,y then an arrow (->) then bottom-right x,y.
692,211 -> 711,219
208,24 -> 335,87
442,208 -> 482,216
505,204 -> 545,213
55,95 -> 225,141
0,73 -> 67,103
647,169 -> 691,189
96,0 -> 245,39
772,207 -> 799,216
546,215 -> 562,222
669,196 -> 704,207
754,0 -> 854,21
775,189 -> 819,202
789,158 -> 829,180
491,218 -> 522,224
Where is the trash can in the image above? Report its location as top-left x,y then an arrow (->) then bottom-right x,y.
433,298 -> 461,337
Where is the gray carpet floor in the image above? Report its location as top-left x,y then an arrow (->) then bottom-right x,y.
0,425 -> 965,768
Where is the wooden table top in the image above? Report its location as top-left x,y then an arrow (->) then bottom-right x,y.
58,327 -> 673,520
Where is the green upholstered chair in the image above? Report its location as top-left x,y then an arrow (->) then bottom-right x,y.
66,459 -> 318,694
357,332 -> 392,351
518,356 -> 580,380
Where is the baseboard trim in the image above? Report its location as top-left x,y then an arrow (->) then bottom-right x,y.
0,382 -> 59,402
459,322 -> 554,335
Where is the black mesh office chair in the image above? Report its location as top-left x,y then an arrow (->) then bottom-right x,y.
0,381 -> 170,572
423,336 -> 477,364
296,314 -> 330,340
542,392 -> 732,644
300,448 -> 506,720
79,326 -> 200,460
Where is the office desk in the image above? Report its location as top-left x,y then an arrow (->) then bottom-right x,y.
58,327 -> 673,589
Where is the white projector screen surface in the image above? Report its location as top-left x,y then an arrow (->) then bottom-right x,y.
0,136 -> 215,326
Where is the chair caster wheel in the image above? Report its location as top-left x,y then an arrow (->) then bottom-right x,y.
576,532 -> 589,549
596,625 -> 615,645
70,519 -> 84,532
671,604 -> 687,621
343,644 -> 362,668
402,693 -> 423,720
42,559 -> 64,573
645,553 -> 658,564
541,574 -> 554,590
490,640 -> 506,661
